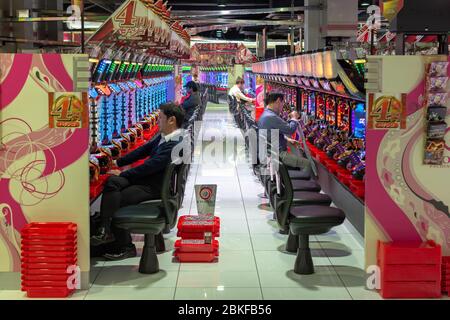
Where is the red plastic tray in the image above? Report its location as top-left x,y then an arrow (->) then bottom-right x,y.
382,264 -> 441,282
177,231 -> 220,239
174,239 -> 219,253
22,268 -> 70,275
22,274 -> 71,282
26,287 -> 74,298
177,216 -> 221,236
22,222 -> 77,234
22,280 -> 71,288
21,244 -> 77,252
22,250 -> 77,258
380,281 -> 441,299
378,240 -> 442,265
174,249 -> 219,262
22,260 -> 77,269
22,256 -> 77,264
21,238 -> 76,246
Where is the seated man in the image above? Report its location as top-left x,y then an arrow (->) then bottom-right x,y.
181,81 -> 201,127
257,92 -> 310,170
229,77 -> 255,105
91,102 -> 185,260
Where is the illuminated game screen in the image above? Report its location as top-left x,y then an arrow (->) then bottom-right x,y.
316,95 -> 326,120
308,92 -> 316,117
93,59 -> 110,83
351,102 -> 366,139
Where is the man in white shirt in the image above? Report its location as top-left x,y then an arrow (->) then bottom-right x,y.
229,77 -> 255,104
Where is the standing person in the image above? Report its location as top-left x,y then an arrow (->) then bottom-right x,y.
91,102 -> 185,260
181,80 -> 201,127
257,92 -> 310,170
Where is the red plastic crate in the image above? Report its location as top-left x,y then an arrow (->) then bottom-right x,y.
378,241 -> 442,298
174,249 -> 219,263
22,251 -> 77,258
378,241 -> 441,265
381,281 -> 441,299
22,280 -> 71,288
22,256 -> 77,264
22,261 -> 77,269
177,231 -> 220,239
177,215 -> 220,235
26,287 -> 74,298
21,223 -> 77,237
22,268 -> 70,275
22,274 -> 72,282
174,239 -> 219,253
21,244 -> 77,252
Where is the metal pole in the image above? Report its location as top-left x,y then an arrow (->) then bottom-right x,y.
290,0 -> 295,55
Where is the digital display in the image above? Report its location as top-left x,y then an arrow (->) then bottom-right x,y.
105,61 -> 119,82
308,92 -> 316,117
99,60 -> 112,82
351,103 -> 366,139
115,62 -> 127,80
93,59 -> 110,83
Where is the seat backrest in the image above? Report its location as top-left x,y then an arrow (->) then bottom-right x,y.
273,158 -> 294,230
160,161 -> 182,228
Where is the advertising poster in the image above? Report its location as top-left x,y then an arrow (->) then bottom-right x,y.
195,185 -> 217,216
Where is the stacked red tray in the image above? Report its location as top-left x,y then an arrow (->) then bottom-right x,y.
442,256 -> 450,295
21,223 -> 78,298
174,239 -> 219,262
377,240 -> 442,298
174,215 -> 220,262
176,215 -> 220,239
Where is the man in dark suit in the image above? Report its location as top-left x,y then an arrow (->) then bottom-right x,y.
181,80 -> 201,127
90,102 -> 185,260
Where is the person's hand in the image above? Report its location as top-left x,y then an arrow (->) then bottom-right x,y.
286,137 -> 301,147
111,160 -> 118,168
289,111 -> 300,120
107,169 -> 121,176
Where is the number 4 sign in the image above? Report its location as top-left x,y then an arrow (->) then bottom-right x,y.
48,92 -> 88,128
368,93 -> 407,130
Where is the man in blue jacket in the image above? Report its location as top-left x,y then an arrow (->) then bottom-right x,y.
91,102 -> 185,260
181,80 -> 201,127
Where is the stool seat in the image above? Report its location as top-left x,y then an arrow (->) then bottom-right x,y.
288,170 -> 311,180
292,179 -> 321,192
114,203 -> 166,234
292,192 -> 332,206
289,205 -> 345,234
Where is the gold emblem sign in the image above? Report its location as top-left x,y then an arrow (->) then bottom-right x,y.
48,92 -> 88,128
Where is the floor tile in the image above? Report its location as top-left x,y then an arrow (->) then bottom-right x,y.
93,268 -> 178,288
316,233 -> 364,251
220,234 -> 253,251
0,290 -> 88,300
255,250 -> 331,272
220,218 -> 250,234
175,288 -> 262,300
259,265 -> 343,288
262,286 -> 352,300
248,219 -> 279,234
327,250 -> 365,269
179,251 -> 256,272
177,271 -> 260,288
86,287 -> 175,300
250,233 -> 289,251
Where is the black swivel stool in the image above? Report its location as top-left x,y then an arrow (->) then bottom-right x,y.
274,160 -> 345,274
112,162 -> 182,274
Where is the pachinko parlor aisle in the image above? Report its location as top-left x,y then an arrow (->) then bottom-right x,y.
0,0 -> 449,304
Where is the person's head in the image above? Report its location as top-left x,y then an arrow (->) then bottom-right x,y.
265,93 -> 285,114
184,80 -> 198,94
158,102 -> 185,135
235,77 -> 245,90
192,73 -> 198,81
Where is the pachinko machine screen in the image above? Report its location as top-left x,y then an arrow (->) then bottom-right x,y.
351,102 -> 366,139
326,97 -> 336,126
93,59 -> 111,83
308,92 -> 316,117
337,100 -> 350,131
316,94 -> 326,120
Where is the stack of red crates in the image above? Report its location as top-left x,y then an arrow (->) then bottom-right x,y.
21,223 -> 78,298
377,240 -> 442,299
442,256 -> 450,295
174,215 -> 220,262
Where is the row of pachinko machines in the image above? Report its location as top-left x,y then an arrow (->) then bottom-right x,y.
199,66 -> 229,88
257,48 -> 366,200
88,57 -> 175,197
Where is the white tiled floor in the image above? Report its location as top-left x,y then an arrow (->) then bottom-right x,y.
2,103 -> 434,301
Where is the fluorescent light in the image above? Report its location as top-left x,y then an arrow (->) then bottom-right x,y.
361,2 -> 370,6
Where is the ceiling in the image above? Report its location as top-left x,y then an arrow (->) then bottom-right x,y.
64,0 -> 378,42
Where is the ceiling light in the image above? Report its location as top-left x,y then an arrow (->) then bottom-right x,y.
217,0 -> 226,7
361,2 -> 370,6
